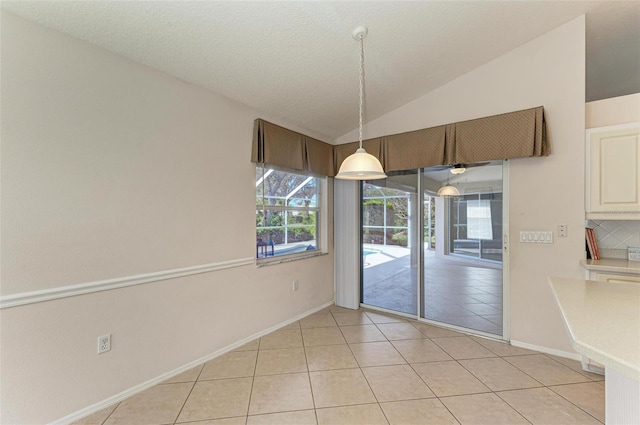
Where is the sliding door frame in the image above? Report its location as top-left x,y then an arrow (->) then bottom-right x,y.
359,163 -> 510,342
501,160 -> 510,341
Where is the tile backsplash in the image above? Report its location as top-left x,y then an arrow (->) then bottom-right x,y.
588,220 -> 640,259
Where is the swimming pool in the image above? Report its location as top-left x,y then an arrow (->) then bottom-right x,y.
362,249 -> 379,256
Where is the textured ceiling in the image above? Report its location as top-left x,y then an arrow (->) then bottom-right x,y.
2,1 -> 639,141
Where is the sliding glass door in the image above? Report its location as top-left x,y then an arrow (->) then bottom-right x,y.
361,162 -> 505,337
422,163 -> 504,336
361,171 -> 418,315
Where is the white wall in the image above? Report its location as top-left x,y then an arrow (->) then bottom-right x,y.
337,17 -> 586,354
586,93 -> 640,128
0,12 -> 334,424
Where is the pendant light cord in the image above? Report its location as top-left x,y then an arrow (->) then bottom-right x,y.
335,26 -> 386,180
358,33 -> 364,149
261,162 -> 266,229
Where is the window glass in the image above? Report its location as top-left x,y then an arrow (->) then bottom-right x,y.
467,199 -> 493,240
256,167 -> 320,259
449,192 -> 502,262
362,183 -> 410,247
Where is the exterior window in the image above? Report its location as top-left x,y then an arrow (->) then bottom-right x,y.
256,167 -> 319,259
362,183 -> 410,247
449,192 -> 503,262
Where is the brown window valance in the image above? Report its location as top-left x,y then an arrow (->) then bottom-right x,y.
251,119 -> 334,176
383,125 -> 450,172
251,106 -> 548,177
452,107 -> 548,163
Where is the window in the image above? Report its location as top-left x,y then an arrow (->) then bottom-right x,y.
256,167 -> 320,260
449,192 -> 503,262
466,199 -> 493,240
362,183 -> 410,247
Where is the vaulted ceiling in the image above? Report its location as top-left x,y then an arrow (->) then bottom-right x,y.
2,1 -> 639,141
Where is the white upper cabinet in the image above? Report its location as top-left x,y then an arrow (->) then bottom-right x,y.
586,123 -> 640,219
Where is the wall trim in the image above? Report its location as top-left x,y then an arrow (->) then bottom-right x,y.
510,339 -> 582,361
0,257 -> 255,309
52,300 -> 335,425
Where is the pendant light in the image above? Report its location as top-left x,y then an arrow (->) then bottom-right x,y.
450,165 -> 466,175
436,185 -> 460,197
335,27 -> 387,180
437,171 -> 461,197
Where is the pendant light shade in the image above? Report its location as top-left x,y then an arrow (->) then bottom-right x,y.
336,148 -> 387,180
437,185 -> 461,197
336,27 -> 386,181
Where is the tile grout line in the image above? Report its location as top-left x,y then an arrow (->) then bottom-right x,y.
546,383 -> 606,424
354,311 -> 389,422
543,353 -> 606,382
491,391 -> 539,425
455,355 -> 545,392
299,318 -> 319,425
242,341 -> 260,425
98,402 -> 120,425
334,308 -> 391,424
506,353 -> 595,387
382,321 -> 444,400
171,363 -> 206,424
451,356 -> 546,423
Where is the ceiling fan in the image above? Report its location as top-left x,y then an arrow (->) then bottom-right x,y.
428,162 -> 490,174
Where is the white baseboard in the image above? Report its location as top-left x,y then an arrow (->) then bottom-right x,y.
53,300 -> 334,425
510,339 -> 582,361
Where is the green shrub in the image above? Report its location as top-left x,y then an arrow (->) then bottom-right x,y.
391,232 -> 408,247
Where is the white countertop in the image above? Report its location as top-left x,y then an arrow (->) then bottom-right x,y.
580,258 -> 640,275
548,277 -> 640,382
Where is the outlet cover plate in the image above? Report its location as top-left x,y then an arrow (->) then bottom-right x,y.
98,334 -> 111,354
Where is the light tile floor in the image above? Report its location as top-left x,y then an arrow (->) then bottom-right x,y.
74,306 -> 604,425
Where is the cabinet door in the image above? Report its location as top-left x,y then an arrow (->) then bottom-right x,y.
594,272 -> 640,285
587,123 -> 640,215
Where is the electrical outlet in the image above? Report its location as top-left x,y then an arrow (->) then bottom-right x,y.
292,280 -> 298,291
558,224 -> 568,237
97,334 -> 111,354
